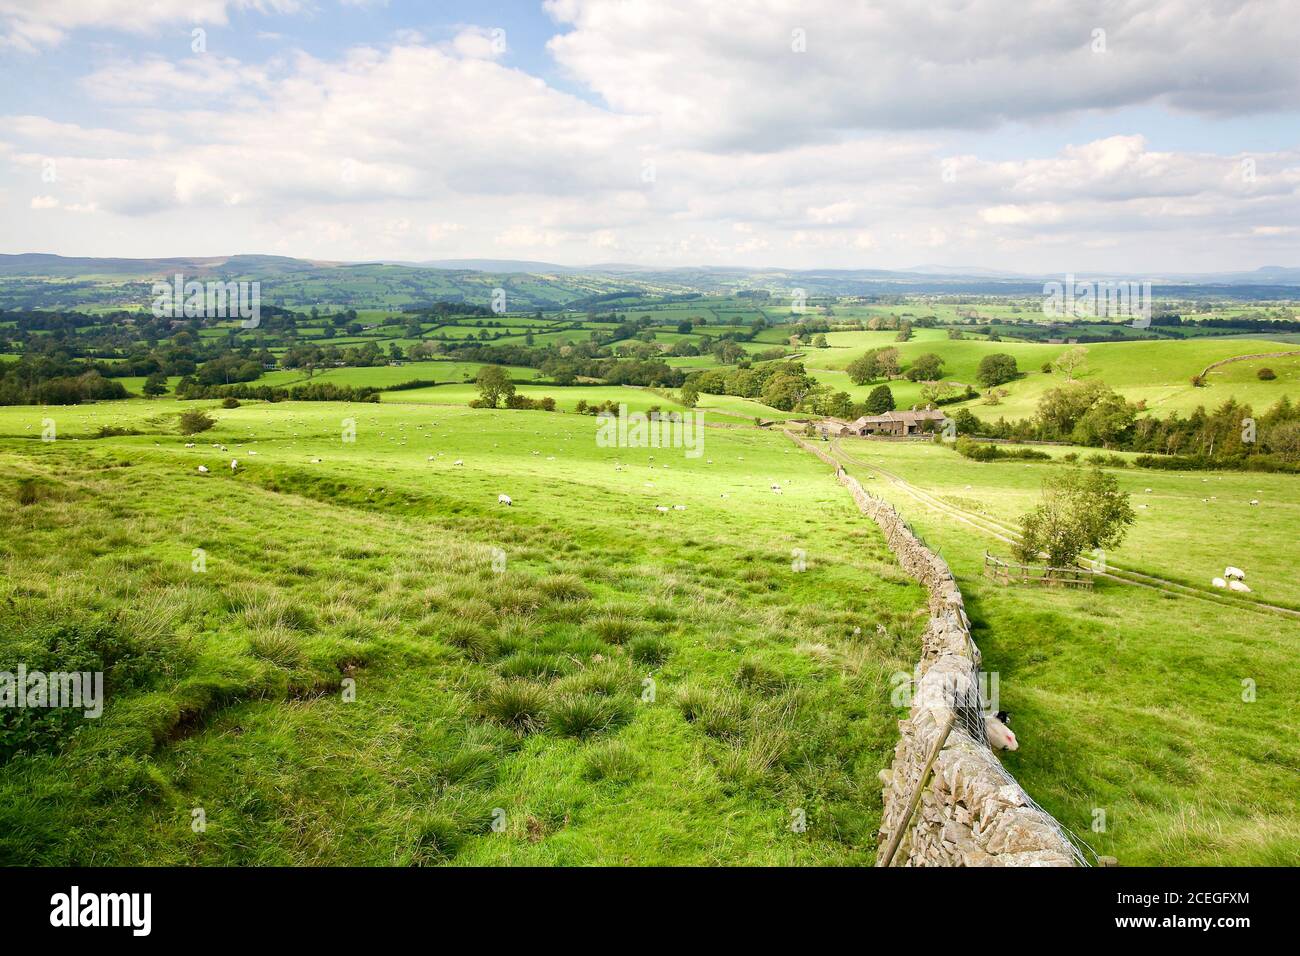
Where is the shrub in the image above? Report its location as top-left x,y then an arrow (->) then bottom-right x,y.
221,397 -> 241,409
1257,367 -> 1277,381
178,409 -> 216,435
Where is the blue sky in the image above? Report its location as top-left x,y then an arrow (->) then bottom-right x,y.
1,0 -> 1297,273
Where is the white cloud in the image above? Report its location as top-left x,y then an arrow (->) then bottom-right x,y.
545,0 -> 1300,148
0,0 -> 303,52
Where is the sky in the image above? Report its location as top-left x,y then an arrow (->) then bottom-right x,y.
1,0 -> 1298,274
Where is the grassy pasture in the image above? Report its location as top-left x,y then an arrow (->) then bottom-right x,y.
831,436 -> 1300,865
0,400 -> 929,865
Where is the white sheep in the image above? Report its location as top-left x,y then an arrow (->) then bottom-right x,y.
498,494 -> 512,506
673,504 -> 686,511
1212,577 -> 1227,589
655,505 -> 669,512
1228,580 -> 1252,593
452,459 -> 464,467
184,442 -> 195,448
197,465 -> 209,474
1250,499 -> 1260,506
230,459 -> 238,472
1224,566 -> 1246,580
985,712 -> 1018,751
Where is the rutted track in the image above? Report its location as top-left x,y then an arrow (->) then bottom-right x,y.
823,437 -> 1300,621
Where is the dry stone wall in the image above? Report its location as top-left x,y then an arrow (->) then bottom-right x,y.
787,432 -> 1080,867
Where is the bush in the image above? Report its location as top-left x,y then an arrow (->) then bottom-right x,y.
178,409 -> 216,435
1257,367 -> 1277,381
221,397 -> 241,409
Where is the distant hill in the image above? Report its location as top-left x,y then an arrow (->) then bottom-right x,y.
1,253 -> 1296,311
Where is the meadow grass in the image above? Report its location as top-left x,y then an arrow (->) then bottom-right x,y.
0,399 -> 925,865
830,436 -> 1300,865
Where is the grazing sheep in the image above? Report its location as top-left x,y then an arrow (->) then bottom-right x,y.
197,465 -> 209,474
1228,580 -> 1252,593
1250,499 -> 1260,506
310,458 -> 322,464
1212,577 -> 1227,589
985,711 -> 1018,751
673,504 -> 686,511
655,505 -> 669,512
230,459 -> 238,472
1144,488 -> 1152,493
1224,566 -> 1246,580
498,494 -> 512,506
452,459 -> 464,467
184,442 -> 195,448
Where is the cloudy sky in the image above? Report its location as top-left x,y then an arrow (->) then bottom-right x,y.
1,0 -> 1297,272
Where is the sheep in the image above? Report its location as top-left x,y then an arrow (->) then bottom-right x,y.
230,459 -> 238,472
184,442 -> 195,448
673,504 -> 686,511
771,484 -> 783,494
655,505 -> 669,512
452,459 -> 464,467
1228,580 -> 1252,593
498,494 -> 512,506
1212,577 -> 1227,589
310,458 -> 322,464
197,465 -> 209,474
985,711 -> 1018,751
1224,566 -> 1246,580
1250,499 -> 1260,506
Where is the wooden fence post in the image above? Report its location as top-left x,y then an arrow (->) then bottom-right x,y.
878,710 -> 957,868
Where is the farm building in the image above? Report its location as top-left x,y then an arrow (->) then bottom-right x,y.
846,408 -> 948,437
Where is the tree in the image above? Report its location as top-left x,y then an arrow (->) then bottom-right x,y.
864,384 -> 895,414
895,322 -> 913,342
812,333 -> 828,348
905,353 -> 944,382
875,347 -> 901,378
178,409 -> 216,435
1014,466 -> 1135,568
976,352 -> 1018,388
475,365 -> 515,408
845,352 -> 879,385
1052,346 -> 1089,381
143,371 -> 168,397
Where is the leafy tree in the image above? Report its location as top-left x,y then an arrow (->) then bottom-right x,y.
905,353 -> 944,382
1052,345 -> 1089,381
845,352 -> 879,385
976,352 -> 1018,388
474,365 -> 515,408
895,322 -> 913,342
143,371 -> 168,397
864,384 -> 895,414
1014,466 -> 1135,568
178,409 -> 216,435
874,347 -> 901,378
812,333 -> 828,348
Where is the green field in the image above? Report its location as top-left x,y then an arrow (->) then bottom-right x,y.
827,436 -> 1300,865
0,399 -> 928,865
